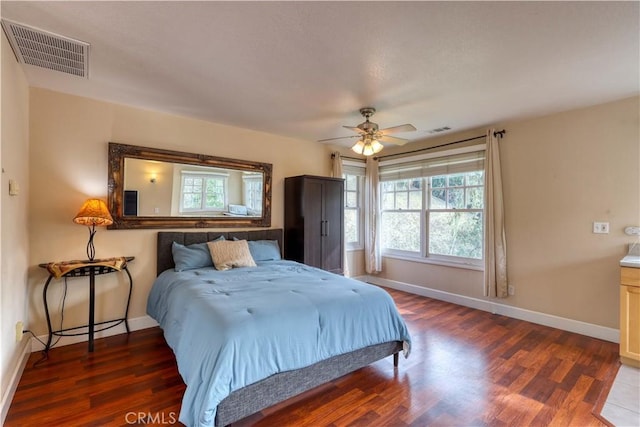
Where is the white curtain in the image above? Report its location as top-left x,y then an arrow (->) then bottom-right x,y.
364,156 -> 382,274
331,152 -> 342,178
484,129 -> 508,297
331,152 -> 350,277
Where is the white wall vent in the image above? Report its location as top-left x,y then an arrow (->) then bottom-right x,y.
428,126 -> 452,134
1,19 -> 89,78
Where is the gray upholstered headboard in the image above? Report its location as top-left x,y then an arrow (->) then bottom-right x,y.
156,229 -> 283,276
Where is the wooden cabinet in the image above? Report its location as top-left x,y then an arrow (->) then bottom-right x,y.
620,266 -> 640,367
284,175 -> 344,274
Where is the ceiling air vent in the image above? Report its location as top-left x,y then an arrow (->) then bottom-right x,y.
1,19 -> 89,78
428,126 -> 452,134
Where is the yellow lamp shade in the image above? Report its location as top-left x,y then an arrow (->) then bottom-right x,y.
73,199 -> 113,226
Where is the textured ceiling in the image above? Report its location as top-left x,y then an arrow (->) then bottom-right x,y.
2,1 -> 638,148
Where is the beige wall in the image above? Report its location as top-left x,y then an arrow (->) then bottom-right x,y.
1,33 -> 31,405
124,158 -> 174,216
373,96 -> 639,329
27,88 -> 332,335
10,76 -> 640,351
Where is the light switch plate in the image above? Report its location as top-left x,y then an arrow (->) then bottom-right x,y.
8,179 -> 19,196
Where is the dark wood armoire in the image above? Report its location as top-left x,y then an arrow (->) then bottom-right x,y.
284,175 -> 344,274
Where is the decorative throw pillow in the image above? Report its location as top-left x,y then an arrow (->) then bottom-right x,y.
207,239 -> 257,271
172,236 -> 224,271
247,240 -> 282,261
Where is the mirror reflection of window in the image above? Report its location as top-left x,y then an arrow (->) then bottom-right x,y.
123,158 -> 264,217
242,173 -> 263,215
179,172 -> 228,214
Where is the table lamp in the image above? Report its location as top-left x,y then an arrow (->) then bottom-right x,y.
73,198 -> 113,261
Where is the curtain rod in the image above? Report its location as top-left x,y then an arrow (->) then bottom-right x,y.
330,153 -> 363,162
374,129 -> 506,161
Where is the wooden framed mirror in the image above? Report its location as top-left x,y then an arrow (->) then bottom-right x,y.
107,142 -> 272,229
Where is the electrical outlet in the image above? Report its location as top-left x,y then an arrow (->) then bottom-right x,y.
508,285 -> 515,296
593,222 -> 610,234
15,321 -> 23,342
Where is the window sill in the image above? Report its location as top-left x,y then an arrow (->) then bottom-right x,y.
346,246 -> 364,252
382,253 -> 484,271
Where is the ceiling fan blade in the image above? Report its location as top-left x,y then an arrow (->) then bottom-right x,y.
379,124 -> 417,135
317,135 -> 361,143
378,135 -> 409,145
342,126 -> 366,134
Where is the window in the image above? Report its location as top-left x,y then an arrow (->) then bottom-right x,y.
343,163 -> 365,250
380,179 -> 422,252
379,148 -> 485,267
180,172 -> 227,213
428,171 -> 484,259
243,174 -> 263,214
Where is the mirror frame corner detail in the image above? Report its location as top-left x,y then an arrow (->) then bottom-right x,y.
107,142 -> 272,229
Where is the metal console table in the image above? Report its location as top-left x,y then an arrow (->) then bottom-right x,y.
39,256 -> 134,353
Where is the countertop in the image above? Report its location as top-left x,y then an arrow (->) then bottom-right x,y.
620,255 -> 640,268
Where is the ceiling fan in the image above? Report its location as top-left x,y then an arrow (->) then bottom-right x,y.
318,107 -> 416,156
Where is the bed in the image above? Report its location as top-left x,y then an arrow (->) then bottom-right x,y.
149,229 -> 411,427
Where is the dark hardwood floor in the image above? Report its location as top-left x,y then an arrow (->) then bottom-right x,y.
6,288 -> 619,426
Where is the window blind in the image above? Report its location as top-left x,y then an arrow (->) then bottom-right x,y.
343,164 -> 365,176
181,170 -> 229,177
379,150 -> 484,181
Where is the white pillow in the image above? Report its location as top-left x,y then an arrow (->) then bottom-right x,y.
207,239 -> 256,271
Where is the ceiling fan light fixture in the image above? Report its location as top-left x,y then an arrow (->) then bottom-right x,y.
352,138 -> 383,156
351,140 -> 365,154
320,106 -> 416,154
362,144 -> 374,156
371,139 -> 384,154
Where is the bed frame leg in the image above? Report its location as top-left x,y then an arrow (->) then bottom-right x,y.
393,352 -> 399,367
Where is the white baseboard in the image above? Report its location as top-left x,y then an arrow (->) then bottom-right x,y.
1,340 -> 31,425
29,315 -> 159,352
360,275 -> 619,344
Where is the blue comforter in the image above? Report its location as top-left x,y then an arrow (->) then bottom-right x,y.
147,260 -> 411,426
